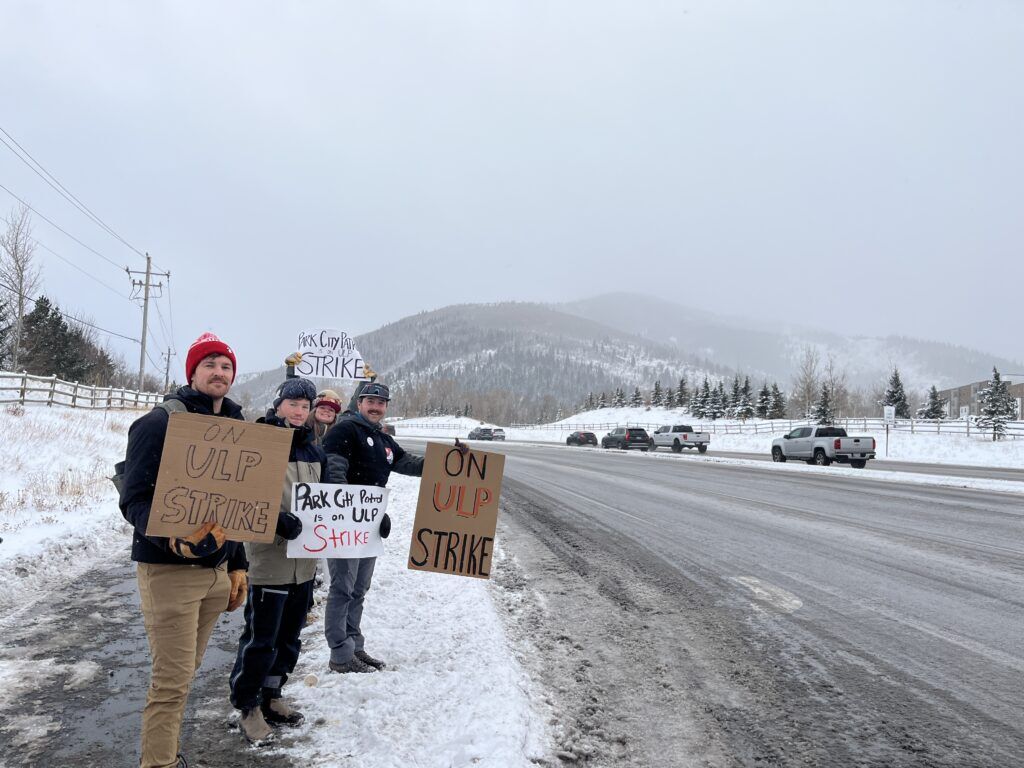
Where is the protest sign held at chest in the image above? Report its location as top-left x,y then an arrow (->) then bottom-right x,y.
287,482 -> 387,559
295,328 -> 369,380
408,443 -> 505,580
146,413 -> 293,543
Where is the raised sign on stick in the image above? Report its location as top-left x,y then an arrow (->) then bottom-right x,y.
286,482 -> 388,559
145,413 -> 293,543
295,328 -> 369,380
408,443 -> 505,579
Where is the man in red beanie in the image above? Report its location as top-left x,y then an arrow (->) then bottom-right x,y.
120,331 -> 248,768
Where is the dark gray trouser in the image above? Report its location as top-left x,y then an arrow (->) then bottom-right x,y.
325,557 -> 376,664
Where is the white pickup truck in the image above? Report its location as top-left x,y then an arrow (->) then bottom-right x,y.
650,424 -> 711,454
771,426 -> 876,468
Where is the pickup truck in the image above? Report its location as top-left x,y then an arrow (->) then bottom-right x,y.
649,424 -> 710,454
771,426 -> 876,468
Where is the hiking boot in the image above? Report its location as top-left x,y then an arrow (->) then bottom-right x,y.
261,697 -> 304,727
239,706 -> 273,742
355,650 -> 387,670
328,657 -> 375,674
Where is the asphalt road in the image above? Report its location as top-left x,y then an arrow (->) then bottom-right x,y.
412,439 -> 1024,767
417,435 -> 1024,482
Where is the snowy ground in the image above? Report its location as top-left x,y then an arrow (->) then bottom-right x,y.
0,405 -> 549,767
389,408 -> 1024,468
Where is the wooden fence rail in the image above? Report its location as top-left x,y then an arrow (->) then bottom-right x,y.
393,416 -> 1024,440
0,370 -> 162,410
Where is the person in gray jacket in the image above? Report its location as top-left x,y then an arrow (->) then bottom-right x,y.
229,378 -> 326,742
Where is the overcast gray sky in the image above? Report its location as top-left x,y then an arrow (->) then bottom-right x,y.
1,0 -> 1021,377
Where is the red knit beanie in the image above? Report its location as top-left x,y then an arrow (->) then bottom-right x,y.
185,332 -> 237,384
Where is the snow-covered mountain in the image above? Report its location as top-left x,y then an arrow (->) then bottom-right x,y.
230,296 -> 1021,423
231,302 -> 733,422
560,293 -> 1023,392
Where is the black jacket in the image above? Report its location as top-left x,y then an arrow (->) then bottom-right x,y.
119,386 -> 249,570
322,412 -> 423,486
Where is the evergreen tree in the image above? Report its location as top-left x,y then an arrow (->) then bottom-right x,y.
755,383 -> 771,419
613,388 -> 626,408
812,382 -> 834,424
880,368 -> 910,419
677,377 -> 689,406
0,296 -> 14,369
663,385 -> 675,410
691,377 -> 711,419
707,382 -> 727,420
916,386 -> 946,420
651,380 -> 663,407
768,383 -> 787,419
726,375 -> 741,418
585,392 -> 595,411
630,386 -> 643,407
597,391 -> 608,409
977,367 -> 1019,441
735,383 -> 755,420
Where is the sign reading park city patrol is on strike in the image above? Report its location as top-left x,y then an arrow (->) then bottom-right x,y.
295,328 -> 370,380
145,412 -> 293,544
286,482 -> 388,559
408,443 -> 505,580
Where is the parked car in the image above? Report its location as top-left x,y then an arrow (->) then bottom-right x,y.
468,427 -> 493,440
491,428 -> 506,441
771,426 -> 876,467
566,431 -> 598,446
601,427 -> 651,451
650,424 -> 710,454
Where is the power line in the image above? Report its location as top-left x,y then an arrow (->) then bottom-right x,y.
0,124 -> 147,258
31,236 -> 131,300
0,181 -> 127,270
0,280 -> 140,343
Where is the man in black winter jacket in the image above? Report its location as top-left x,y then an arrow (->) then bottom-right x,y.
120,332 -> 249,768
321,381 -> 424,673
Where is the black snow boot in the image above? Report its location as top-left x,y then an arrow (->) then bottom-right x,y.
261,697 -> 305,727
355,649 -> 387,670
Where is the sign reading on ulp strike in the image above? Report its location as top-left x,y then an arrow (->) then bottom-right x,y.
408,443 -> 505,579
286,482 -> 387,559
295,328 -> 369,380
146,412 -> 292,543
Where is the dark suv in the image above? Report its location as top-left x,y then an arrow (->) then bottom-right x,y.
468,427 -> 493,440
601,427 -> 651,451
566,431 -> 598,446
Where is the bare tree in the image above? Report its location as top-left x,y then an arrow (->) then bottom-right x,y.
790,345 -> 820,418
0,205 -> 43,369
822,354 -> 851,418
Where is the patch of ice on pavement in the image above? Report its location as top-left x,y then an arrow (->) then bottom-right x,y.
730,576 -> 803,613
63,660 -> 101,690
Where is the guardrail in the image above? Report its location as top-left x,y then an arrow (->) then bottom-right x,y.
0,370 -> 163,410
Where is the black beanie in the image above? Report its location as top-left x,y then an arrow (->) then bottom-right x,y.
274,377 -> 317,410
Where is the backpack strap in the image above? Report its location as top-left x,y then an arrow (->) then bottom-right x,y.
157,399 -> 188,415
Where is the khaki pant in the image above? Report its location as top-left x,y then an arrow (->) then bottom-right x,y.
137,563 -> 230,768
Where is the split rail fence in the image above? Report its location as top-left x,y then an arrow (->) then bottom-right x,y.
395,417 -> 1024,440
0,370 -> 162,411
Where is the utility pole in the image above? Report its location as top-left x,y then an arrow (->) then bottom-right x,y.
126,253 -> 170,391
162,347 -> 175,392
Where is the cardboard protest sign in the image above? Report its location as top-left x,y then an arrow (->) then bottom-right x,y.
408,443 -> 504,579
295,328 -> 369,380
286,482 -> 388,559
145,413 -> 292,543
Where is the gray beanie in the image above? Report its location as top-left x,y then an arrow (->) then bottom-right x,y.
274,377 -> 317,410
